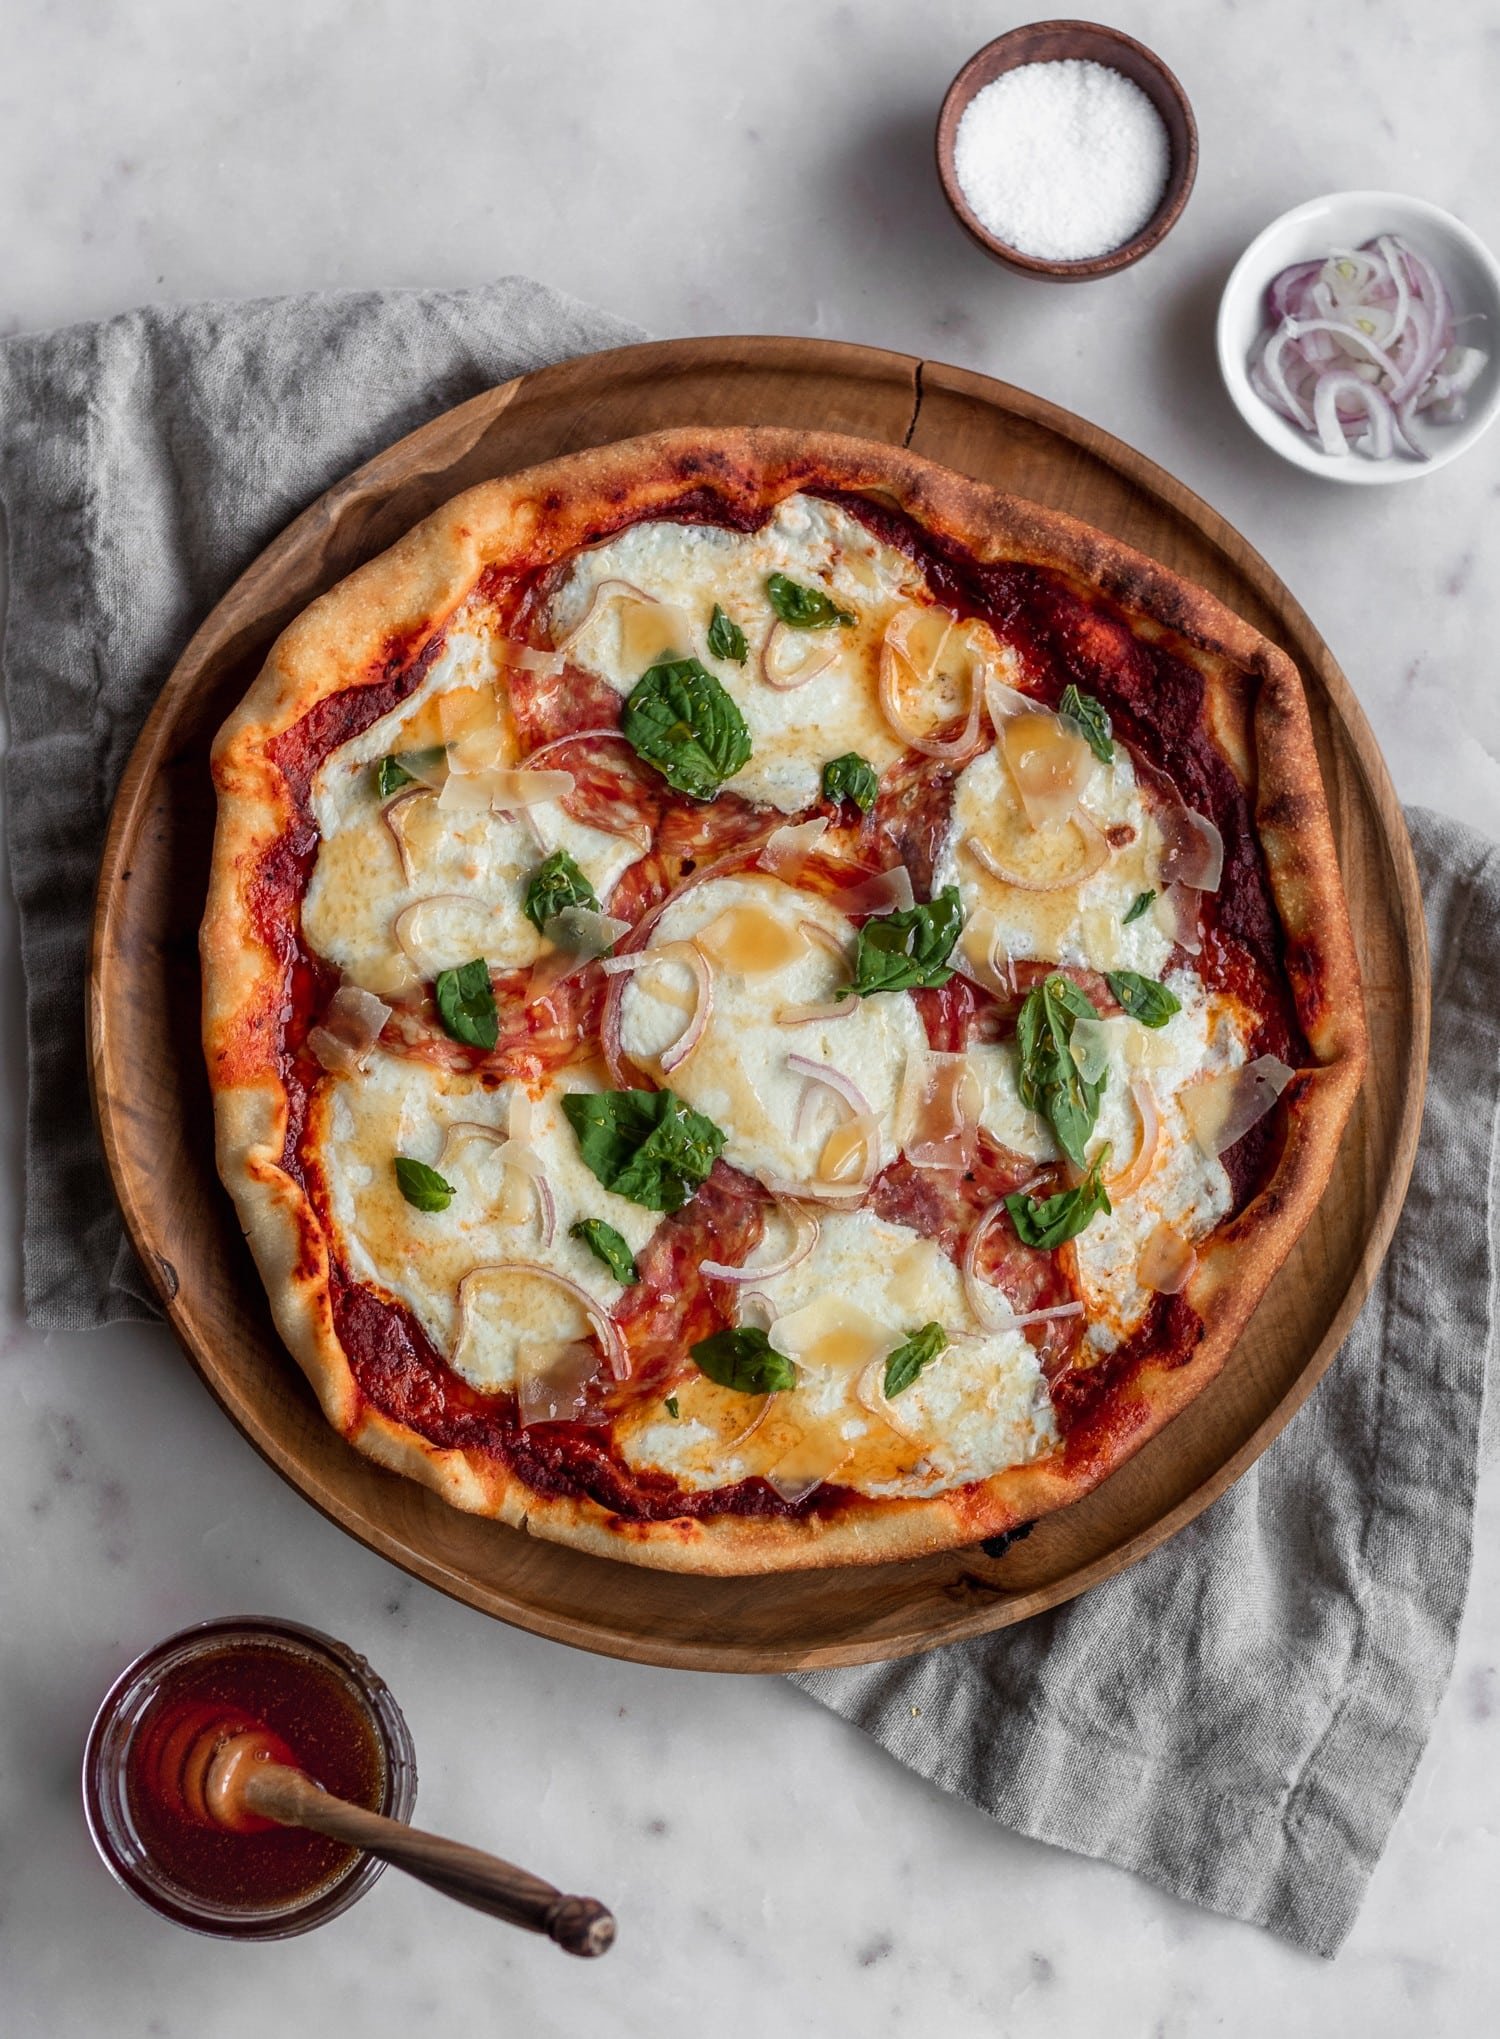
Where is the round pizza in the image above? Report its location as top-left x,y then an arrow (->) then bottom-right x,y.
201,428 -> 1366,1573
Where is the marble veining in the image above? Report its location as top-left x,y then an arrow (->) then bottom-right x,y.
2,1 -> 1498,2032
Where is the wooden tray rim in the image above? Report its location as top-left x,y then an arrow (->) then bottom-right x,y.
87,335 -> 1430,1671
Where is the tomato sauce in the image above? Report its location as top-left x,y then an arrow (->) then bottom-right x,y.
247,483 -> 1312,1512
124,1639 -> 385,1912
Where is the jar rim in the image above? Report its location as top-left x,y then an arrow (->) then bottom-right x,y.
82,1615 -> 418,1939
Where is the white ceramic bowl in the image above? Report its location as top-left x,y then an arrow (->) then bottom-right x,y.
1216,190 -> 1500,484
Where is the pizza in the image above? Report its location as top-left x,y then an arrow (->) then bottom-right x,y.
201,428 -> 1366,1573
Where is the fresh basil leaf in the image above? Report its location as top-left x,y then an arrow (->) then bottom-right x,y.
822,751 -> 880,813
524,849 -> 600,935
1059,684 -> 1114,764
561,1087 -> 725,1213
434,958 -> 499,1050
852,886 -> 963,996
690,1325 -> 797,1395
394,1156 -> 455,1213
665,1395 -> 680,1419
1015,973 -> 1105,1170
1106,970 -> 1182,1029
1005,1150 -> 1112,1250
621,657 -> 752,801
374,754 -> 414,798
884,1321 -> 947,1399
1122,889 -> 1156,925
569,1217 -> 639,1285
766,572 -> 854,630
707,602 -> 748,664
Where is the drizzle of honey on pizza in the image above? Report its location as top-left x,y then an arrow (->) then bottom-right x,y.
252,484 -> 1317,1522
695,903 -> 809,975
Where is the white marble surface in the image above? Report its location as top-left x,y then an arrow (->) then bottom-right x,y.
1,2 -> 1497,2032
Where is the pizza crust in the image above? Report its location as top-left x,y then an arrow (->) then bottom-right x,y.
202,427 -> 1367,1574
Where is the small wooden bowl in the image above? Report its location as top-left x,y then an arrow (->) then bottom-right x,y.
936,20 -> 1198,282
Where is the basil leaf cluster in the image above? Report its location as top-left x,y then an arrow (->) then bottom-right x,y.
434,959 -> 499,1050
524,848 -> 600,935
852,887 -> 963,996
622,657 -> 752,800
561,1086 -> 725,1213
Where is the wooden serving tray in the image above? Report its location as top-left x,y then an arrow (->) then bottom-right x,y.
89,338 -> 1427,1673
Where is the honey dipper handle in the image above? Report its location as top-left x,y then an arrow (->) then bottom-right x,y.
242,1763 -> 615,1957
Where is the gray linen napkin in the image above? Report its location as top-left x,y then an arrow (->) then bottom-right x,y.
0,280 -> 643,1328
0,288 -> 1491,1957
797,807 -> 1498,1956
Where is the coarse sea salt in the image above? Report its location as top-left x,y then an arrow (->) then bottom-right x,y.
954,58 -> 1170,264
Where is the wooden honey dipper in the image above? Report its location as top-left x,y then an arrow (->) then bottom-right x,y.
165,1705 -> 615,1956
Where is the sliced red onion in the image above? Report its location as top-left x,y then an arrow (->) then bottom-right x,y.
724,1393 -> 779,1451
1183,1055 -> 1295,1157
392,895 -> 493,973
454,1261 -> 629,1382
761,621 -> 838,692
778,992 -> 859,1025
879,612 -> 985,760
775,918 -> 856,1024
600,940 -> 714,1075
1249,234 -> 1484,461
701,1197 -> 821,1284
382,787 -> 431,886
788,1053 -> 873,1127
523,725 -> 632,772
965,812 -> 1109,892
1313,373 -> 1396,459
1107,1079 -> 1161,1198
552,577 -> 652,655
734,1289 -> 777,1330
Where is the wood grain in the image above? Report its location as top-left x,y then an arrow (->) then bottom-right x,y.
240,1765 -> 615,1956
87,337 -> 1428,1673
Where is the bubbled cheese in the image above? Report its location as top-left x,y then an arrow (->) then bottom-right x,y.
317,1055 -> 659,1392
544,494 -> 1003,812
934,738 -> 1174,979
302,626 -> 637,995
961,974 -> 1251,1348
614,1209 -> 1057,1500
616,871 -> 926,1192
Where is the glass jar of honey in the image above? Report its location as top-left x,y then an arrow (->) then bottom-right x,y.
83,1616 -> 417,1938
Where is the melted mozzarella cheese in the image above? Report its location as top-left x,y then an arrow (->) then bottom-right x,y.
302,626 -> 637,994
1070,981 -> 1247,1349
616,871 -> 926,1191
935,741 -> 1174,978
963,974 -> 1250,1347
318,1055 -> 659,1391
615,1210 -> 1057,1500
544,494 -> 1003,812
